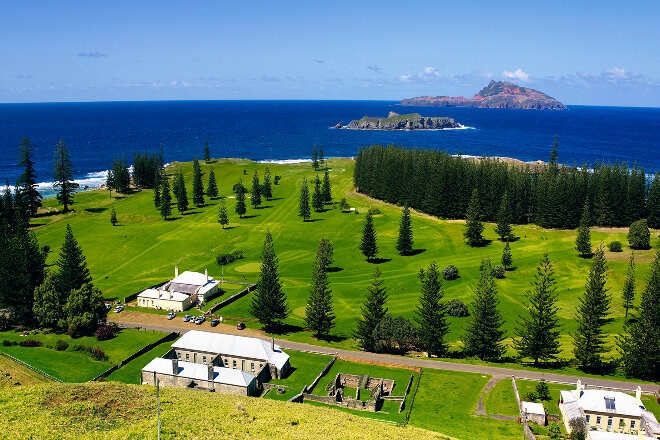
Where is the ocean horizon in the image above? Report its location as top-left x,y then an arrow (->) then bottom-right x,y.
1,100 -> 659,198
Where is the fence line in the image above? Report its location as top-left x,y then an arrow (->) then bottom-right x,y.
0,351 -> 62,383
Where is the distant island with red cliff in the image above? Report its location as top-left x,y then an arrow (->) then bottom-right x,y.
400,80 -> 566,110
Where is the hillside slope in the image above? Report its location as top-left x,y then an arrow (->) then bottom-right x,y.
0,382 -> 454,439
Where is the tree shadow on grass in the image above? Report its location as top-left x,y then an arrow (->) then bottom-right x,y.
241,214 -> 259,219
304,218 -> 324,223
367,258 -> 392,264
468,239 -> 493,248
220,225 -> 238,230
85,207 -> 108,214
269,323 -> 305,336
402,248 -> 426,256
313,333 -> 348,344
326,267 -> 343,273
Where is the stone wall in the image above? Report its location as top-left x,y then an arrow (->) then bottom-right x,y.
140,370 -> 255,396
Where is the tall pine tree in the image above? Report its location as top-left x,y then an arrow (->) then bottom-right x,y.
462,259 -> 505,361
249,231 -> 289,331
160,177 -> 172,220
16,138 -> 42,218
464,188 -> 485,247
513,253 -> 561,365
218,199 -> 229,228
322,169 -> 332,204
355,268 -> 388,352
53,139 -> 75,212
359,211 -> 378,261
494,190 -> 513,242
305,242 -> 335,339
575,201 -> 592,257
396,206 -> 414,255
298,177 -> 311,221
206,168 -> 219,199
312,174 -> 324,212
622,253 -> 635,323
192,158 -> 205,207
501,241 -> 513,270
56,224 -> 92,298
619,249 -> 660,380
234,180 -> 247,218
203,141 -> 211,164
262,167 -> 273,201
573,244 -> 611,371
415,261 -> 449,357
251,171 -> 262,209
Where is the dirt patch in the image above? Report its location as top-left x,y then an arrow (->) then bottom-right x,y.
336,355 -> 421,373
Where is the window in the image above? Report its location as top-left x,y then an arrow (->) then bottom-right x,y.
202,356 -> 207,365
585,415 -> 590,424
607,417 -> 613,430
185,353 -> 189,362
631,420 -> 635,429
232,360 -> 236,369
250,362 -> 254,371
177,353 -> 181,360
223,359 -> 228,367
596,416 -> 602,424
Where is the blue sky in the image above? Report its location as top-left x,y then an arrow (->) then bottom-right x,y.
1,1 -> 658,106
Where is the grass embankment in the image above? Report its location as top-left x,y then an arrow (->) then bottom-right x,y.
0,381 -> 456,440
0,328 -> 166,382
33,158 -> 657,360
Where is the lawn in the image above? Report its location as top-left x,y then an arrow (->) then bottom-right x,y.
33,157 -> 658,359
104,338 -> 175,384
264,350 -> 333,401
0,328 -> 167,382
410,369 -> 522,439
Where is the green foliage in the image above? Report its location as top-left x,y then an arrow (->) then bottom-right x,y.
619,249 -> 660,380
355,269 -> 388,352
494,190 -> 513,241
464,189 -> 485,247
573,245 -> 611,370
33,273 -> 65,329
305,243 -> 335,339
568,417 -> 587,440
249,231 -> 289,331
548,422 -> 561,439
575,202 -> 592,257
442,265 -> 459,281
316,238 -> 333,270
647,173 -> 660,229
110,207 -> 118,226
64,283 -> 107,338
396,206 -> 414,255
359,211 -> 378,260
415,261 -> 448,357
514,254 -> 561,364
298,177 -> 311,221
173,170 -> 189,214
216,250 -> 243,266
607,240 -> 622,252
192,158 -> 205,207
339,198 -> 350,211
53,138 -> 75,212
501,241 -> 513,270
95,325 -> 115,341
491,265 -> 505,279
132,151 -> 162,188
107,157 -> 131,193
312,145 -> 319,170
628,218 -> 651,250
535,379 -> 552,401
56,224 -> 92,299
16,137 -> 42,217
251,171 -> 262,209
206,168 -> 219,199
159,177 -> 172,219
312,174 -> 324,212
262,167 -> 273,200
217,198 -> 229,228
322,169 -> 332,204
234,180 -> 247,218
462,259 -> 505,361
621,253 -> 635,323
446,299 -> 469,317
203,141 -> 211,164
54,339 -> 69,351
372,314 -> 417,354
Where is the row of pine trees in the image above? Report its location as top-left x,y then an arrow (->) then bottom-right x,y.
353,141 -> 660,229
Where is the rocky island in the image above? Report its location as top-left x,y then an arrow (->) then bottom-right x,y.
337,112 -> 461,130
400,80 -> 566,110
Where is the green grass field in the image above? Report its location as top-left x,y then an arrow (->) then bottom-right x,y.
0,328 -> 166,382
33,158 -> 658,360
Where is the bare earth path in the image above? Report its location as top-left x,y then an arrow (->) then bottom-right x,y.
110,311 -> 658,394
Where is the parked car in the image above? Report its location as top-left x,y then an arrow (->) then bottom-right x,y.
113,305 -> 124,313
182,315 -> 191,322
210,319 -> 219,327
167,312 -> 176,320
195,316 -> 205,325
236,321 -> 245,330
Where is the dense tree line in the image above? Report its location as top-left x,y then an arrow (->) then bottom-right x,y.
354,144 -> 655,229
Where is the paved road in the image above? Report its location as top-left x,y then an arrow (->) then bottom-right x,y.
109,312 -> 658,394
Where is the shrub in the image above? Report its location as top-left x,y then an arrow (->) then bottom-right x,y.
19,339 -> 43,348
524,391 -> 538,402
535,379 -> 552,401
339,198 -> 350,211
2,339 -> 14,346
90,346 -> 108,361
447,299 -> 469,317
216,250 -> 244,265
442,265 -> 459,281
95,325 -> 115,341
608,241 -> 622,252
491,265 -> 505,279
367,208 -> 381,215
628,218 -> 651,250
54,339 -> 69,351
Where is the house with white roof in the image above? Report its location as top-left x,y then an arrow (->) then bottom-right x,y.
137,266 -> 219,312
170,330 -> 290,380
141,357 -> 258,396
559,381 -> 660,439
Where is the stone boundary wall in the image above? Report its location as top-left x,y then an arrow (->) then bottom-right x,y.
306,355 -> 336,393
0,352 -> 61,382
402,369 -> 423,426
209,284 -> 256,313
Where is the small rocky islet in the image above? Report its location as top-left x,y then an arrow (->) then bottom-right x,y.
335,112 -> 461,130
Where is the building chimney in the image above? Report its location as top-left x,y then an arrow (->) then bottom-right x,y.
636,386 -> 641,401
175,266 -> 179,279
271,338 -> 275,352
208,364 -> 214,381
205,268 -> 209,283
172,358 -> 179,375
576,380 -> 582,392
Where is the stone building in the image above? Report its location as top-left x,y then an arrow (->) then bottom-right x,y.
137,266 -> 219,312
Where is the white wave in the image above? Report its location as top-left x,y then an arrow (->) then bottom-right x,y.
258,159 -> 312,164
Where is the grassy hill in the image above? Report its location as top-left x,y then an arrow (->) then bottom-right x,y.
33,157 -> 656,357
0,381 -> 455,439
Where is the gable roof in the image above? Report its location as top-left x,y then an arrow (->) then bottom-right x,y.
173,330 -> 289,370
574,389 -> 644,418
163,271 -> 218,296
522,401 -> 545,416
137,288 -> 189,302
142,357 -> 256,387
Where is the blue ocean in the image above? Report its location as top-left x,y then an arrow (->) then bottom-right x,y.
0,101 -> 658,198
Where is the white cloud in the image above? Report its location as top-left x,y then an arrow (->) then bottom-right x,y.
502,68 -> 529,81
421,66 -> 441,77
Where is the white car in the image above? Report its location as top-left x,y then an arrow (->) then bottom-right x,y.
113,305 -> 124,313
